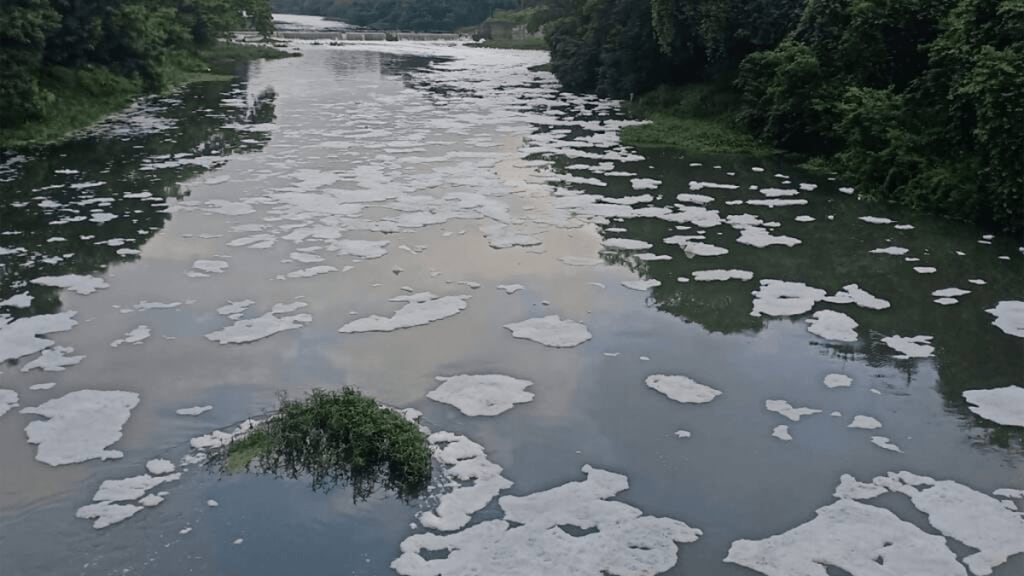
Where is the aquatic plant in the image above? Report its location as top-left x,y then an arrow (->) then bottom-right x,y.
223,388 -> 431,501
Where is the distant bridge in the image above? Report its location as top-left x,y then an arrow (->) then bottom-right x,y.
237,30 -> 464,42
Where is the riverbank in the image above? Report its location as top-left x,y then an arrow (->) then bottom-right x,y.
469,37 -> 548,50
619,84 -> 774,156
0,43 -> 297,149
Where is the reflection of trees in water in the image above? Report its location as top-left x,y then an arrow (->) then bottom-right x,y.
0,79 -> 278,318
536,141 -> 1024,447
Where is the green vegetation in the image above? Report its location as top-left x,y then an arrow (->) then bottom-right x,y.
271,0 -> 521,31
621,84 -> 774,154
1,0 -> 277,148
222,388 -> 432,501
471,37 -> 548,50
543,0 -> 1023,231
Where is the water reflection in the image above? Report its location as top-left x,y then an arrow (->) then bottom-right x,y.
0,80 -> 278,320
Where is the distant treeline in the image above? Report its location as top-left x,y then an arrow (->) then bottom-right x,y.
1,0 -> 273,131
542,0 -> 1023,230
271,0 -> 519,31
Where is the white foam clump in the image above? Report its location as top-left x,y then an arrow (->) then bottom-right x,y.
110,325 -> 150,347
190,259 -> 228,275
676,193 -> 714,204
933,287 -> 970,298
986,301 -> 1024,338
333,239 -> 389,259
340,295 -> 469,333
725,498 -> 967,576
21,345 -> 84,372
824,284 -> 891,310
207,302 -> 312,343
765,400 -> 821,421
190,419 -> 259,451
645,375 -> 721,404
145,458 -> 176,475
418,431 -> 513,532
394,465 -> 701,576
0,389 -> 19,417
281,265 -> 337,279
870,246 -> 909,255
859,216 -> 895,224
835,471 -> 1024,575
622,279 -> 661,291
674,430 -> 691,438
882,335 -> 934,359
692,269 -> 753,282
0,292 -> 32,308
962,386 -> 1024,427
736,226 -> 801,248
750,280 -> 825,317
77,472 -> 181,528
427,374 -> 534,416
75,502 -> 143,529
871,436 -> 902,452
0,311 -> 78,363
30,382 -> 56,390
806,310 -> 859,342
31,274 -> 109,295
504,315 -> 592,348
21,390 -> 139,466
602,237 -> 652,251
914,266 -> 937,274
772,425 -> 792,441
824,373 -> 852,388
849,415 -> 882,429
176,405 -> 213,416
496,284 -> 524,294
217,299 -> 254,318
630,177 -> 661,190
689,180 -> 738,191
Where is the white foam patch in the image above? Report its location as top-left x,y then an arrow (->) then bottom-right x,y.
674,430 -> 691,438
394,465 -> 701,576
824,284 -> 891,310
859,216 -> 895,224
806,310 -> 859,342
870,246 -> 909,256
176,405 -> 213,416
334,239 -> 390,259
602,238 -> 652,251
145,459 -> 176,475
29,382 -> 56,390
750,280 -> 825,317
676,193 -> 714,204
206,303 -> 312,344
0,389 -> 18,417
645,375 -> 721,404
689,181 -> 738,191
771,425 -> 792,441
765,400 -> 821,422
427,375 -> 534,416
933,287 -> 970,298
736,226 -> 801,248
692,269 -> 753,282
340,295 -> 469,333
963,386 -> 1024,427
418,431 -> 513,532
75,502 -> 143,529
217,299 -> 254,318
191,259 -> 229,275
21,390 -> 139,466
31,274 -> 109,295
986,301 -> 1024,338
914,266 -> 937,274
882,335 -> 935,359
281,265 -> 338,279
0,292 -> 32,308
21,345 -> 84,372
849,415 -> 882,430
824,374 -> 852,388
504,315 -> 592,347
110,325 -> 150,347
630,178 -> 661,190
725,498 -> 967,576
496,284 -> 524,294
871,436 -> 902,452
622,279 -> 661,291
835,471 -> 1024,575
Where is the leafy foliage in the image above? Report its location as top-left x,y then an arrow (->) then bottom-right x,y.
545,0 -> 1023,231
223,388 -> 432,501
0,0 -> 275,134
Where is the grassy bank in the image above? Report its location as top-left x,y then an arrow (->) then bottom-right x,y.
0,42 -> 297,149
620,84 -> 775,155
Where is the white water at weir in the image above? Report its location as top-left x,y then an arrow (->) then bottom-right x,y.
0,38 -> 1021,576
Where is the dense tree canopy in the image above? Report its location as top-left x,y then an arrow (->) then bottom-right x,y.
545,0 -> 1024,231
270,0 -> 518,31
0,0 -> 273,129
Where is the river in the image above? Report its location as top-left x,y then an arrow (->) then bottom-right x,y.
1,31 -> 1022,576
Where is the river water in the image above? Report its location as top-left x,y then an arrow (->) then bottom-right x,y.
1,36 -> 1022,576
